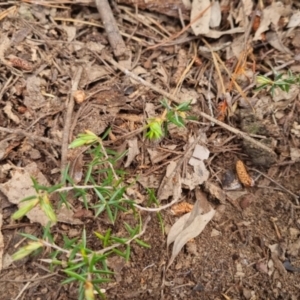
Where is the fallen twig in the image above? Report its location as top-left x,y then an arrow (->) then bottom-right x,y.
0,126 -> 60,146
95,0 -> 127,57
251,168 -> 299,203
60,66 -> 83,173
145,2 -> 212,51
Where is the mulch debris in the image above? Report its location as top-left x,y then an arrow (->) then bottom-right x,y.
1,0 -> 300,299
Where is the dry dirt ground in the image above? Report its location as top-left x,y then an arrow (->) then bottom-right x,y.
1,1 -> 300,300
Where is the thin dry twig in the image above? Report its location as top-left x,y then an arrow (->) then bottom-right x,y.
0,75 -> 15,104
60,66 -> 83,173
250,168 -> 299,203
102,55 -> 277,159
0,126 -> 61,145
13,273 -> 38,300
95,0 -> 127,57
154,134 -> 205,204
145,2 -> 212,51
0,273 -> 58,283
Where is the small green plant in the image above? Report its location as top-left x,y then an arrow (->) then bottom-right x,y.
256,70 -> 300,96
145,99 -> 192,140
12,130 -> 150,299
12,98 -> 192,299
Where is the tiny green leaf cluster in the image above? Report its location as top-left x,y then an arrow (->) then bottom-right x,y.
256,70 -> 300,96
145,99 -> 192,140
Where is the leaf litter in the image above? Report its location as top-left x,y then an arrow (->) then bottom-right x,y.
1,0 -> 300,298
167,190 -> 215,268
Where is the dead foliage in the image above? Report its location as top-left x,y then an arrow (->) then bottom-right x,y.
1,0 -> 300,299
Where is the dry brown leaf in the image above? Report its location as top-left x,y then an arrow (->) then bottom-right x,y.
61,25 -> 76,42
0,34 -> 10,64
287,11 -> 300,28
3,102 -> 20,124
226,190 -> 248,202
191,144 -> 210,160
167,195 -> 215,268
272,82 -> 299,102
126,186 -> 145,204
182,160 -> 210,189
287,239 -> 300,257
138,174 -> 161,189
183,143 -> 210,189
242,0 -> 253,16
156,63 -> 169,85
291,122 -> 300,137
125,138 -> 140,167
269,244 -> 287,276
209,0 -> 221,28
86,41 -> 105,53
81,64 -> 110,86
0,163 -> 50,226
159,162 -> 182,201
171,202 -> 194,215
191,0 -> 211,35
205,181 -> 226,203
176,88 -> 199,104
254,2 -> 291,41
265,31 -> 293,55
2,253 -> 13,269
24,76 -> 46,110
72,208 -> 93,220
147,148 -> 174,164
290,148 -> 300,161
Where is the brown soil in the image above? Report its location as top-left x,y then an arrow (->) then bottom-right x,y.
1,1 -> 300,300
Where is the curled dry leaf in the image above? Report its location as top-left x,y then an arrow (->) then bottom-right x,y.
171,202 -> 194,216
3,102 -> 20,124
159,161 -> 182,201
125,138 -> 140,167
253,2 -> 291,41
236,160 -> 254,187
167,194 -> 215,269
7,54 -> 33,71
73,90 -> 86,104
205,181 -> 226,203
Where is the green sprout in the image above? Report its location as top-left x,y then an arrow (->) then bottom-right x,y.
69,130 -> 100,148
256,70 -> 300,97
145,99 -> 192,140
